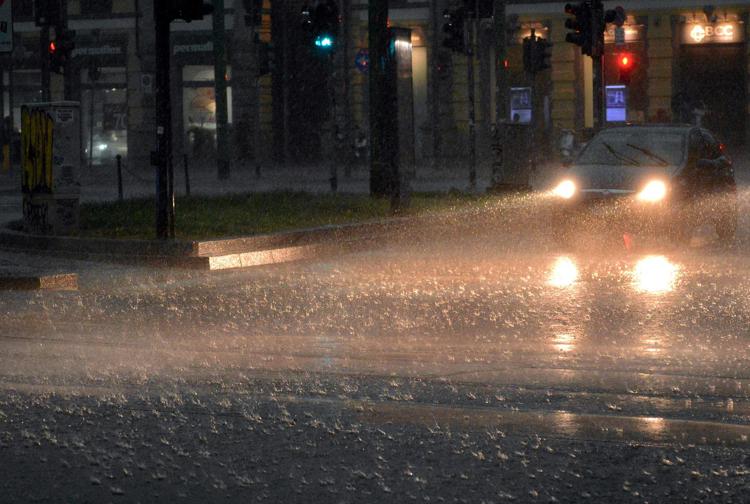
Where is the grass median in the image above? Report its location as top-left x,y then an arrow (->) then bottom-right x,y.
79,191 -> 484,241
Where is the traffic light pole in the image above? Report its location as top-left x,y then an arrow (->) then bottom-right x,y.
213,0 -> 231,180
40,25 -> 50,102
368,0 -> 391,197
59,0 -> 73,100
153,0 -> 172,239
593,52 -> 605,130
466,14 -> 476,192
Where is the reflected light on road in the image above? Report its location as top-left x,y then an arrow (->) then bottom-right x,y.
642,335 -> 664,355
553,411 -> 579,436
640,416 -> 666,436
548,256 -> 578,288
633,256 -> 678,294
552,333 -> 576,353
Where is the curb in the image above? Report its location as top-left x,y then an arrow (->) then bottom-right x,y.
0,216 -> 429,271
0,271 -> 78,291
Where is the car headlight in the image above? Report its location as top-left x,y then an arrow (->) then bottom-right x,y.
637,180 -> 668,202
552,180 -> 576,199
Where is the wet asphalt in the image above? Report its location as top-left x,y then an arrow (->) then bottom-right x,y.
1,170 -> 750,501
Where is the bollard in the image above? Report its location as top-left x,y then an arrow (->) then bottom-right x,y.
183,154 -> 191,196
115,154 -> 123,201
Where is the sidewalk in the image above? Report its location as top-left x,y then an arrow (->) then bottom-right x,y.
0,158 -> 559,205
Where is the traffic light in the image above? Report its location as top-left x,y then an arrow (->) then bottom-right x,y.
589,0 -> 605,58
604,5 -> 626,27
167,0 -> 214,23
442,7 -> 465,53
564,2 -> 592,56
301,0 -> 339,50
534,37 -> 552,72
523,31 -> 552,74
48,29 -> 75,75
617,53 -> 634,84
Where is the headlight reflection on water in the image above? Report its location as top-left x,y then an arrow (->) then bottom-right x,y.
633,256 -> 678,294
551,333 -> 576,353
548,256 -> 579,288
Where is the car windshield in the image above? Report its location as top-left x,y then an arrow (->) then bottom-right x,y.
577,129 -> 686,167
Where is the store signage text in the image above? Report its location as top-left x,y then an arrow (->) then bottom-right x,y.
72,45 -> 123,58
174,41 -> 213,55
683,22 -> 743,44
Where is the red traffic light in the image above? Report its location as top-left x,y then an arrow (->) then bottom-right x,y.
617,53 -> 635,84
48,40 -> 57,54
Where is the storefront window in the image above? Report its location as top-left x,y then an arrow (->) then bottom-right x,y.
81,68 -> 127,168
182,65 -> 233,160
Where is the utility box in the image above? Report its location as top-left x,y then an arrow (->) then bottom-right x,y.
21,102 -> 81,235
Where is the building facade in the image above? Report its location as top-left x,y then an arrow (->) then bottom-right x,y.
1,0 -> 749,177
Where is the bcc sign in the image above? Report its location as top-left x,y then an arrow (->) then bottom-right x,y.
683,22 -> 743,45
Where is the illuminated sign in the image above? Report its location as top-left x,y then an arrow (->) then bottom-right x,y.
682,22 -> 743,44
510,87 -> 532,124
604,24 -> 643,43
606,85 -> 627,122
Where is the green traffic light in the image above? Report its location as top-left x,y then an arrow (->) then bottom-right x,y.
315,34 -> 334,48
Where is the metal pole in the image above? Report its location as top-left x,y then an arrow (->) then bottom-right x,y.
368,0 -> 390,196
493,0 -> 507,126
466,12 -> 476,191
41,25 -> 50,102
213,0 -> 230,180
153,0 -> 171,239
60,0 -> 73,100
491,0 -> 507,187
88,86 -> 94,171
183,154 -> 191,196
429,0 -> 441,168
116,154 -> 123,200
593,53 -> 604,130
328,43 -> 338,192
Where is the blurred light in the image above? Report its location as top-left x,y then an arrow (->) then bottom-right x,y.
633,256 -> 678,294
48,41 -> 57,54
315,35 -> 334,48
641,335 -> 663,354
640,416 -> 666,435
394,39 -> 412,52
548,256 -> 578,288
552,179 -> 576,199
97,143 -> 108,151
637,180 -> 667,202
552,333 -> 576,353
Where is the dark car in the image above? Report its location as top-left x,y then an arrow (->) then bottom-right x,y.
550,124 -> 737,245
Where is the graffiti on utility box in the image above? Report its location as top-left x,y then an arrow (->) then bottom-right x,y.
20,102 -> 81,236
21,107 -> 55,194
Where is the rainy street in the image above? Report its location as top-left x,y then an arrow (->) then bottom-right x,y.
2,170 -> 750,502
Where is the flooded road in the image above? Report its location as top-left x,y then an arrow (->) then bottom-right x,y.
2,191 -> 750,501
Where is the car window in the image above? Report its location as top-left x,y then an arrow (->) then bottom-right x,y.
577,129 -> 687,167
688,129 -> 705,164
